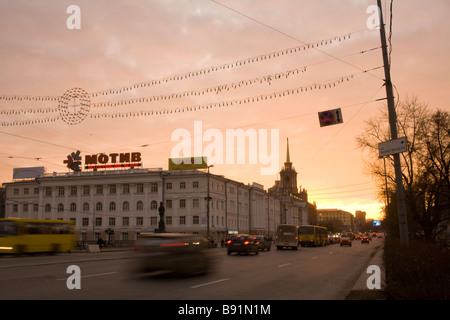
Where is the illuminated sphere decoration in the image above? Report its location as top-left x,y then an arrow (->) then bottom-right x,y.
58,87 -> 90,125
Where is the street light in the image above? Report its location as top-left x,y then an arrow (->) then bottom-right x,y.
206,165 -> 213,241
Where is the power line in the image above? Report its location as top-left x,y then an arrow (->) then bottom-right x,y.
210,0 -> 384,81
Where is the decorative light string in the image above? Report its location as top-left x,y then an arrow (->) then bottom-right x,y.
0,31 -> 375,127
0,69 -> 384,127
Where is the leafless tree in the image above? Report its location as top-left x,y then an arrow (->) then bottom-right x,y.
356,97 -> 450,240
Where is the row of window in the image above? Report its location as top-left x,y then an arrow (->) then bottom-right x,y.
79,215 -> 207,227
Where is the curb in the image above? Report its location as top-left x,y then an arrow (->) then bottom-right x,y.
346,242 -> 386,300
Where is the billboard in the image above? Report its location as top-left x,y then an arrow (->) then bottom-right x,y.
13,167 -> 45,179
168,157 -> 208,170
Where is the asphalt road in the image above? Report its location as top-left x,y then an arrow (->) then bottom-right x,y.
0,239 -> 382,300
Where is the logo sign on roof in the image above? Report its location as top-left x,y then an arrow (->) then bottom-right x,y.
168,157 -> 208,170
64,150 -> 142,171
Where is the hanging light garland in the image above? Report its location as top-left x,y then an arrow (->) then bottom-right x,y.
0,31 -> 357,126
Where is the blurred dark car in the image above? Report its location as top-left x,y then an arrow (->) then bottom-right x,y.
227,234 -> 259,255
361,236 -> 370,244
340,237 -> 352,247
134,233 -> 217,275
252,235 -> 272,251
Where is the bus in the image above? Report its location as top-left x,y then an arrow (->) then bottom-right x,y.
275,224 -> 299,250
298,225 -> 328,247
0,218 -> 76,254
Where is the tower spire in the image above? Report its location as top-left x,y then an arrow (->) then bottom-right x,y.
286,138 -> 291,163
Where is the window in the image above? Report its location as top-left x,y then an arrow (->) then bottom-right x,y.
136,183 -> 144,193
150,200 -> 158,210
95,217 -> 102,226
166,182 -> 172,190
179,199 -> 186,208
136,217 -> 143,226
70,186 -> 77,196
95,202 -> 103,212
179,216 -> 186,225
83,202 -> 89,212
150,217 -> 157,226
193,181 -> 199,189
58,187 -> 64,196
13,204 -> 18,212
82,218 -> 89,226
123,184 -> 130,194
45,187 -> 52,196
123,201 -> 129,211
109,184 -> 116,194
34,188 -> 39,195
96,185 -> 103,195
122,232 -> 129,241
180,182 -> 186,189
24,188 -> 29,195
13,188 -> 19,195
122,217 -> 129,226
166,216 -> 172,225
136,200 -> 144,211
23,204 -> 28,212
83,185 -> 90,195
109,202 -> 116,211
150,182 -> 158,193
33,204 -> 39,212
193,216 -> 199,224
193,198 -> 199,208
57,203 -> 64,212
166,199 -> 172,209
109,217 -> 116,226
70,203 -> 77,212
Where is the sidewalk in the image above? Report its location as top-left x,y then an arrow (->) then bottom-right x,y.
346,242 -> 386,300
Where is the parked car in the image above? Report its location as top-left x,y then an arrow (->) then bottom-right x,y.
227,234 -> 259,255
340,237 -> 352,246
252,235 -> 272,251
134,233 -> 217,275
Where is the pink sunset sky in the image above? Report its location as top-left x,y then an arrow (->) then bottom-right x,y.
1,0 -> 449,220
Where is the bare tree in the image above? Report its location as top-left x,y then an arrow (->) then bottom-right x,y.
356,97 -> 450,240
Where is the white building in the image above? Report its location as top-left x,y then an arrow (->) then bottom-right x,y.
3,168 -> 283,245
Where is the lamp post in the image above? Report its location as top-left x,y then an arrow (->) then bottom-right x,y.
206,165 -> 213,241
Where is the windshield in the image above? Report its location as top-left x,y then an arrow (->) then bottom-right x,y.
0,221 -> 18,237
299,226 -> 314,235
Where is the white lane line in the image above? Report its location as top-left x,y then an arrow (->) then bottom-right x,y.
190,278 -> 230,289
311,256 -> 318,260
56,271 -> 118,281
278,263 -> 291,268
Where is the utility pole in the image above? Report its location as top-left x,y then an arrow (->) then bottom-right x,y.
377,0 -> 409,245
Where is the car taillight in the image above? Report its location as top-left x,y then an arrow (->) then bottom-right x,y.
227,240 -> 231,244
244,241 -> 249,245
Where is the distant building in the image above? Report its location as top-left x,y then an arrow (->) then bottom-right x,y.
317,208 -> 354,231
355,210 -> 366,224
268,138 -> 317,226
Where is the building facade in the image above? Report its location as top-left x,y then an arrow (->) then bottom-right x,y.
268,138 -> 317,226
317,208 -> 354,231
3,168 -> 284,244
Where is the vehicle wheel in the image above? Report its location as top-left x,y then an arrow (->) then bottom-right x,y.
255,250 -> 259,255
227,249 -> 231,255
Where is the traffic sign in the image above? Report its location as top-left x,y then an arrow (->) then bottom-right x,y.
318,108 -> 343,127
378,137 -> 407,158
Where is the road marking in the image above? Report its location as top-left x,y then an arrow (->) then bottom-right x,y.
278,263 -> 291,268
190,278 -> 230,289
56,271 -> 118,281
311,256 -> 318,260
